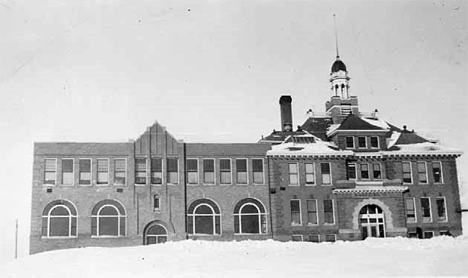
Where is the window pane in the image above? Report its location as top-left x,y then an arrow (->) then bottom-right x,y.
203,159 -> 214,172
204,172 -> 215,184
253,172 -> 263,184
188,172 -> 199,184
373,164 -> 381,179
307,200 -> 318,225
358,137 -> 366,148
220,159 -> 231,171
114,159 -> 126,172
135,158 -> 146,184
432,162 -> 442,183
236,159 -> 247,171
62,160 -> 73,172
402,162 -> 412,183
289,164 -> 298,185
167,158 -> 178,184
290,200 -> 301,225
292,235 -> 303,242
195,216 -> 214,234
421,198 -> 431,222
252,159 -> 263,172
237,172 -> 247,184
347,163 -> 356,179
418,162 -> 427,183
97,159 -> 108,172
241,214 -> 259,234
49,217 -> 69,237
221,172 -> 231,184
151,172 -> 162,184
99,217 -> 119,236
98,172 -> 109,184
62,173 -> 74,185
305,163 -> 315,184
370,137 -> 379,148
361,164 -> 369,179
405,198 -> 416,222
45,159 -> 56,171
324,200 -> 334,224
436,198 -> 446,221
309,235 -> 320,243
151,158 -> 162,172
346,137 -> 354,148
325,234 -> 336,242
79,159 -> 91,172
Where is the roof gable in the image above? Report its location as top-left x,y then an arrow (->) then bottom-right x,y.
337,113 -> 385,131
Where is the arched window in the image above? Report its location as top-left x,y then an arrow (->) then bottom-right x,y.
234,198 -> 267,234
187,199 -> 221,235
145,224 -> 167,245
42,200 -> 77,237
359,204 -> 385,239
91,199 -> 126,237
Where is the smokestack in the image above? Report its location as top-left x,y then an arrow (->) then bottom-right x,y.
279,95 -> 293,132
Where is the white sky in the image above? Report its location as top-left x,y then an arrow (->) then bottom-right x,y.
0,0 -> 466,264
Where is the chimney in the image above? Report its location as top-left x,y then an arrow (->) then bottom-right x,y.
279,95 -> 293,132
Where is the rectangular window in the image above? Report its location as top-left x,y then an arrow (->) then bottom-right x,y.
325,234 -> 336,242
405,198 -> 416,223
252,159 -> 264,184
435,197 -> 447,222
151,158 -> 163,185
203,159 -> 215,184
358,137 -> 367,148
97,159 -> 109,185
236,159 -> 248,184
421,197 -> 432,223
61,159 -> 74,186
186,159 -> 199,185
290,199 -> 301,225
291,235 -> 303,242
306,199 -> 318,225
324,199 -> 335,224
308,235 -> 320,243
360,163 -> 369,179
305,163 -> 315,185
402,162 -> 412,184
440,230 -> 451,236
321,163 -> 331,185
370,136 -> 379,148
44,159 -> 57,185
408,232 -> 418,238
153,195 -> 161,211
220,159 -> 232,185
345,136 -> 354,149
114,159 -> 126,185
79,159 -> 91,185
432,162 -> 443,183
373,163 -> 382,179
167,158 -> 178,184
347,163 -> 357,180
417,162 -> 428,184
423,231 -> 434,239
135,158 -> 147,185
289,163 -> 299,186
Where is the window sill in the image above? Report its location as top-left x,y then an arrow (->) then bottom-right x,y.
41,236 -> 77,239
188,234 -> 222,237
113,184 -> 126,186
42,184 -> 56,187
305,183 -> 316,186
91,236 -> 127,238
291,223 -> 302,226
60,184 -> 74,187
78,184 -> 92,186
307,224 -> 319,226
187,183 -> 199,186
289,184 -> 300,187
151,184 -> 163,186
96,184 -> 109,186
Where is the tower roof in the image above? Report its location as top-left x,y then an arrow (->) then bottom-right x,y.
331,57 -> 347,73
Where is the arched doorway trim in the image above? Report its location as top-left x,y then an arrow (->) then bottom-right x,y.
352,198 -> 394,230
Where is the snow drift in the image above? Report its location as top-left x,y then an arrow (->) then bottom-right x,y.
1,236 -> 467,277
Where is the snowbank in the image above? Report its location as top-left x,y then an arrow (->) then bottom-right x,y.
1,236 -> 467,277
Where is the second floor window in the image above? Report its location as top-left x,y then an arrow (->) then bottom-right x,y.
305,163 -> 315,185
236,159 -> 247,184
402,162 -> 412,184
421,197 -> 432,223
203,159 -> 215,184
345,137 -> 354,148
289,163 -> 299,185
167,158 -> 178,185
321,163 -> 331,185
358,137 -> 367,148
373,163 -> 381,179
435,197 -> 447,222
252,159 -> 264,184
432,162 -> 443,183
290,199 -> 301,225
306,199 -> 318,225
360,163 -> 369,179
135,158 -> 147,184
114,159 -> 126,185
405,198 -> 416,223
44,159 -> 57,185
347,163 -> 357,180
62,159 -> 74,186
151,158 -> 162,185
417,162 -> 428,184
324,199 -> 334,224
97,159 -> 109,185
370,136 -> 379,148
187,159 -> 199,185
220,159 -> 231,185
79,159 -> 91,185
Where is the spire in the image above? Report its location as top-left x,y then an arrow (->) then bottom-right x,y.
333,14 -> 339,59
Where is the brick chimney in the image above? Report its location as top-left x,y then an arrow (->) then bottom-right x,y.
279,95 -> 293,132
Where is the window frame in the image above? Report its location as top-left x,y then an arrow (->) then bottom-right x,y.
357,136 -> 367,149
153,195 -> 161,212
423,231 -> 434,239
420,197 -> 432,223
92,203 -> 126,237
288,163 -> 299,186
78,158 -> 92,186
306,199 -> 318,226
372,163 -> 382,180
44,158 -> 57,186
405,197 -> 417,223
402,161 -> 413,184
61,158 -> 75,186
323,199 -> 335,225
166,157 -> 179,185
308,234 -> 320,243
432,161 -> 444,184
347,162 -> 357,180
188,201 -> 222,236
202,158 -> 216,185
290,199 -> 302,226
252,158 -> 265,185
360,163 -> 370,180
345,136 -> 355,149
321,162 -> 332,186
42,202 -> 78,238
135,157 -> 147,186
96,158 -> 110,186
325,234 -> 337,242
150,157 -> 163,186
291,235 -> 303,242
113,158 -> 127,186
417,161 -> 428,184
370,136 -> 379,149
435,196 -> 448,222
235,158 -> 248,185
305,163 -> 316,185
219,158 -> 232,185
234,201 -> 267,235
186,158 -> 200,186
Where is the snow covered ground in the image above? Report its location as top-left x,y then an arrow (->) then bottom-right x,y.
1,236 -> 467,278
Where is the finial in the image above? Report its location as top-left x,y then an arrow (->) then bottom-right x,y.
333,14 -> 340,59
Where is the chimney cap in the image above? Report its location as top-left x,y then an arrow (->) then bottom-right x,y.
279,95 -> 292,104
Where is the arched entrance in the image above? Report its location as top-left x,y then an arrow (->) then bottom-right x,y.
144,223 -> 168,245
359,204 -> 385,239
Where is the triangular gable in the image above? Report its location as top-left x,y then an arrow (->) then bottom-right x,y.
393,130 -> 429,145
336,113 -> 385,131
135,121 -> 181,155
300,117 -> 333,141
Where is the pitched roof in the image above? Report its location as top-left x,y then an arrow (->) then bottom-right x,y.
393,129 -> 429,145
300,117 -> 333,141
337,113 -> 386,131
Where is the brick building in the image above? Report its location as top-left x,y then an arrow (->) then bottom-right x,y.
30,55 -> 463,254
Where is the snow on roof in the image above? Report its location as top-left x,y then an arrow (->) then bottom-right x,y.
361,117 -> 391,130
326,124 -> 341,136
267,135 -> 353,157
384,142 -> 463,156
387,131 -> 401,149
